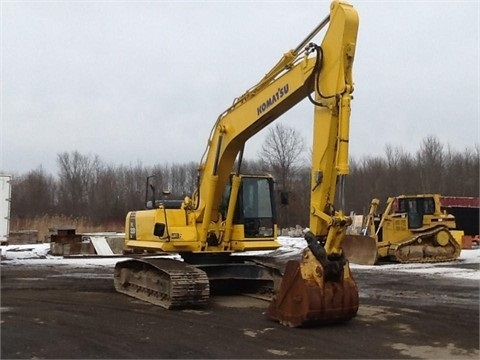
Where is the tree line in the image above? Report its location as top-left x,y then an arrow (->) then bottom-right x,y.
9,128 -> 479,231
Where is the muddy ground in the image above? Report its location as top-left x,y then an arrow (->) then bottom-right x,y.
1,260 -> 478,359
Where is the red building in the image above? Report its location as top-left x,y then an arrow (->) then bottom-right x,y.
441,196 -> 479,248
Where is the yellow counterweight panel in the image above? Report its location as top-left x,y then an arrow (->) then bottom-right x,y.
125,209 -> 201,251
124,240 -> 201,252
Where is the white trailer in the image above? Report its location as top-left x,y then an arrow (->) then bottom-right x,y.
0,175 -> 12,244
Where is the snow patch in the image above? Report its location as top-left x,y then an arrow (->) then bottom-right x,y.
1,237 -> 479,280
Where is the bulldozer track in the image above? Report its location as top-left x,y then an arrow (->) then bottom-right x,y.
113,258 -> 210,309
388,226 -> 461,263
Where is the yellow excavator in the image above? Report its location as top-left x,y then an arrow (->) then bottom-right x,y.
114,0 -> 376,327
343,194 -> 462,264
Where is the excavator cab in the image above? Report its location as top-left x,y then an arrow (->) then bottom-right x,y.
220,175 -> 276,239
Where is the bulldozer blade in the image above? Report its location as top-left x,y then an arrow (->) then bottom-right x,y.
266,255 -> 359,327
342,235 -> 378,265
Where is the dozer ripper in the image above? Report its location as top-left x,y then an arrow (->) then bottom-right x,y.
114,0 -> 371,327
343,194 -> 462,264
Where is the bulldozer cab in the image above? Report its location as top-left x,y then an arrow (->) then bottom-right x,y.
395,196 -> 436,229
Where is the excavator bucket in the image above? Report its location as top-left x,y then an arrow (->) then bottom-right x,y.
342,235 -> 378,265
266,248 -> 359,327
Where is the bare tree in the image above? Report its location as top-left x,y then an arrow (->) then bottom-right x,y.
416,135 -> 445,193
117,162 -> 148,213
345,155 -> 388,213
170,164 -> 189,197
258,124 -> 306,189
240,158 -> 265,174
10,136 -> 478,233
184,161 -> 200,196
258,123 -> 306,228
91,165 -> 123,224
56,151 -> 102,218
444,144 -> 480,196
11,167 -> 56,218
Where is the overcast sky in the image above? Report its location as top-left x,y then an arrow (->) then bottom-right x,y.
1,0 -> 478,176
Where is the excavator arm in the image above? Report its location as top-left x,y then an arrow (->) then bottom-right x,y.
193,1 -> 360,255
264,1 -> 362,327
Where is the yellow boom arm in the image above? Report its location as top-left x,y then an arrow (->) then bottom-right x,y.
193,1 -> 359,253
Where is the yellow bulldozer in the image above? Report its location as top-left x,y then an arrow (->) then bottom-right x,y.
343,194 -> 462,265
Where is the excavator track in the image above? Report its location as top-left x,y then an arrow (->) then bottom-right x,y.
387,226 -> 461,263
114,258 -> 210,309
